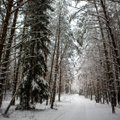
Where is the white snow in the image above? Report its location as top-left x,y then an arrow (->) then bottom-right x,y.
0,94 -> 120,120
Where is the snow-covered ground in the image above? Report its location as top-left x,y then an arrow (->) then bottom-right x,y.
0,94 -> 120,120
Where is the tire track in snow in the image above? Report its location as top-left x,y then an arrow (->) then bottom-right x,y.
54,112 -> 66,120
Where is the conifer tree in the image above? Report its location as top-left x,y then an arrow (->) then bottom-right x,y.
18,0 -> 53,110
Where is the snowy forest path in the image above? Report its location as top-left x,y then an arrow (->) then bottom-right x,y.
1,94 -> 120,120
53,95 -> 120,120
54,95 -> 87,120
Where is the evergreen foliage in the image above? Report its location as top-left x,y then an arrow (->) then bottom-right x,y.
18,0 -> 53,110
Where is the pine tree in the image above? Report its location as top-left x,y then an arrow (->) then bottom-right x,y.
18,0 -> 53,110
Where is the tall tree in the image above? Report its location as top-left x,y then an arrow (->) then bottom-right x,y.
18,0 -> 53,110
0,0 -> 14,107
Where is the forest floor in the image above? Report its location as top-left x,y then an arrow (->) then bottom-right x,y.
0,94 -> 120,120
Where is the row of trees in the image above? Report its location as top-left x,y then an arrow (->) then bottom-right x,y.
0,0 -> 75,115
76,0 -> 120,113
1,0 -> 119,116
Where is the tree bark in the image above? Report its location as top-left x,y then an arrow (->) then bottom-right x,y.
51,7 -> 61,108
0,0 -> 14,108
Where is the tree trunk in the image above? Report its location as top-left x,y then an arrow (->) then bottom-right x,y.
46,33 -> 57,105
51,8 -> 61,109
0,0 -> 13,60
58,63 -> 62,102
0,0 -> 14,108
99,0 -> 119,113
11,1 -> 24,105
